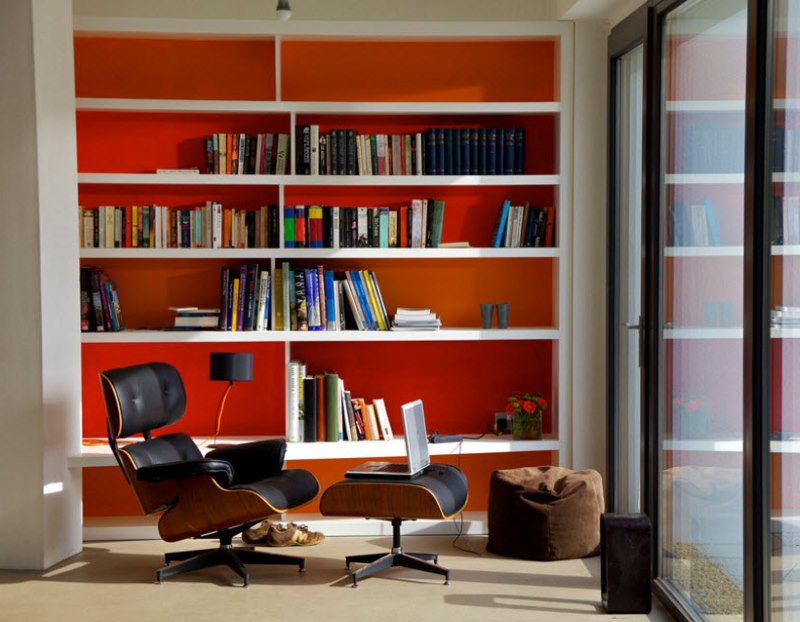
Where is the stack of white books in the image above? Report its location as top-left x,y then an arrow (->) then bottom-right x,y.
772,305 -> 800,327
168,306 -> 220,330
391,307 -> 441,331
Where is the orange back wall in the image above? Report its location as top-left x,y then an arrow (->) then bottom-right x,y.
74,36 -> 276,100
282,40 -> 558,102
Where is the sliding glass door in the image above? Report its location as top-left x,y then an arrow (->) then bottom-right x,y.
656,0 -> 747,618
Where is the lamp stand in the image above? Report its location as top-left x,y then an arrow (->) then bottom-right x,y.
209,380 -> 234,448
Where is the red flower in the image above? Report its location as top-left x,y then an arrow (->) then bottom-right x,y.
522,400 -> 537,413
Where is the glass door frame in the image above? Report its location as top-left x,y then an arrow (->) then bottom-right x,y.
607,4 -> 649,515
742,0 -> 772,619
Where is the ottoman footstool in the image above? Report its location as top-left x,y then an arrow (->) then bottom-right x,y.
487,465 -> 605,561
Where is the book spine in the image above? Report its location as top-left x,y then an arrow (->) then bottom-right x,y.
288,269 -> 305,330
324,269 -> 337,330
316,265 -> 327,331
303,377 -> 317,442
514,127 -> 525,174
425,129 -> 436,175
325,372 -> 341,442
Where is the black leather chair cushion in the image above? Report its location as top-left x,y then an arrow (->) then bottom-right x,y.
206,439 -> 286,484
137,459 -> 234,487
238,469 -> 321,512
103,363 -> 186,438
124,433 -> 203,467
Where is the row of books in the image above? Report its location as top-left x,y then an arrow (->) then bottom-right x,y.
80,204 -> 281,249
284,200 -> 444,249
276,263 -> 390,331
80,267 -> 124,332
490,200 -> 556,248
203,133 -> 290,175
286,362 -> 394,442
218,265 -> 272,331
295,125 -> 526,176
667,200 -> 721,247
772,195 -> 800,245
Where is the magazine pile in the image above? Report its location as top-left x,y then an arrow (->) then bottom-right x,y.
391,307 -> 441,331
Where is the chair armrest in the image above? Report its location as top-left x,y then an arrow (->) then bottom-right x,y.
136,459 -> 234,487
205,439 -> 286,485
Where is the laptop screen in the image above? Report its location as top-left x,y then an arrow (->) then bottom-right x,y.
402,399 -> 430,472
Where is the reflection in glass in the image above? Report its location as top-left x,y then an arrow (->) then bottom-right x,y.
771,3 -> 800,620
660,0 -> 746,619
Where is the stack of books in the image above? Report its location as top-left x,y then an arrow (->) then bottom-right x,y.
168,307 -> 221,330
391,307 -> 441,331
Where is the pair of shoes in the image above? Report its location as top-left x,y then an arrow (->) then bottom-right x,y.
242,520 -> 272,545
243,521 -> 325,547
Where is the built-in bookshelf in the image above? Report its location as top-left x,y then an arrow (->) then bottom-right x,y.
73,21 -> 572,525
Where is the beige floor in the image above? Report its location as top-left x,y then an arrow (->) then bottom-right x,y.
0,534 -> 675,622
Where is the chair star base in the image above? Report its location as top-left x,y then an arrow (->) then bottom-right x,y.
343,517 -> 449,587
157,530 -> 305,586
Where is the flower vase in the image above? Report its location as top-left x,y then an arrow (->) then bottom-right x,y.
511,411 -> 542,440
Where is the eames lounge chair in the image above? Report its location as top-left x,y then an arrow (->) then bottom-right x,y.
99,361 -> 320,586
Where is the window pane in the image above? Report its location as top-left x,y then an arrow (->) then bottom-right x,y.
660,0 -> 746,618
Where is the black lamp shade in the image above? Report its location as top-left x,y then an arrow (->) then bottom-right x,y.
209,352 -> 253,382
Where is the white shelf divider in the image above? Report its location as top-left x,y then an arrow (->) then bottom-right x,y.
71,435 -> 561,469
78,172 -> 560,186
79,247 -> 560,260
77,97 -> 561,116
81,327 -> 561,344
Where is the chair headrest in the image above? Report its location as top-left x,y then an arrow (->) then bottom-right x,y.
101,362 -> 187,439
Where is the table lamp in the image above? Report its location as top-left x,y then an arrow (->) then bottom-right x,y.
209,352 -> 253,446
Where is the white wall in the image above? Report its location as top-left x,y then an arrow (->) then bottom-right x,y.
570,20 -> 609,475
0,0 -> 81,569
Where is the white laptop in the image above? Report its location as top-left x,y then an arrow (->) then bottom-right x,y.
344,399 -> 430,479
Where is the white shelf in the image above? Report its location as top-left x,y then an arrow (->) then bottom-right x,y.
76,97 -> 561,116
665,173 -> 743,185
81,327 -> 560,344
79,247 -> 560,260
666,439 -> 800,454
663,246 -> 800,257
664,327 -> 742,340
772,245 -> 800,256
774,172 -> 800,183
665,246 -> 743,257
665,327 -> 800,339
70,435 -> 560,468
77,173 -> 560,186
664,439 -> 743,452
666,100 -> 744,112
664,96 -> 800,113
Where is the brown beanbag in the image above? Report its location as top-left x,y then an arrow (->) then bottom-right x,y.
487,466 -> 605,560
